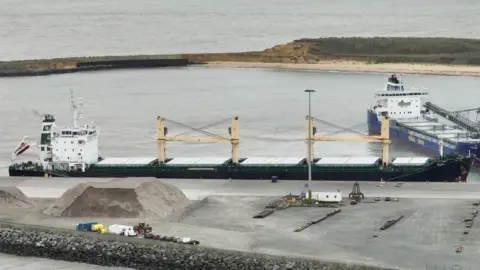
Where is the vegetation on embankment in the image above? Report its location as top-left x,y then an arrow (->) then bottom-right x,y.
188,37 -> 480,65
3,37 -> 480,77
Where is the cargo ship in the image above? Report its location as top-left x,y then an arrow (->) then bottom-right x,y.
367,74 -> 480,166
9,90 -> 474,182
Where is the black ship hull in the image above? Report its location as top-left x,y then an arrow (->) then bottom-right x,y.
9,156 -> 474,182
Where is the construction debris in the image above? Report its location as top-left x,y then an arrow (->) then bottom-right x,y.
293,209 -> 341,232
253,197 -> 293,219
266,199 -> 284,209
253,209 -> 275,219
380,215 -> 404,231
463,209 -> 478,228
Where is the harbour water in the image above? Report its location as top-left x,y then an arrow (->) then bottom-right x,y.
1,67 -> 479,180
1,0 -> 480,61
1,0 -> 480,268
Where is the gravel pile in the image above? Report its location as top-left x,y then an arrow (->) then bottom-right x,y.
0,227 -> 392,270
0,186 -> 36,208
43,179 -> 190,218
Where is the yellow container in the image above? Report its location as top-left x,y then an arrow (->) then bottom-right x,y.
91,224 -> 105,233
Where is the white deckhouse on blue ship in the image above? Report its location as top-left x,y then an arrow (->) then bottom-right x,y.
367,74 -> 480,166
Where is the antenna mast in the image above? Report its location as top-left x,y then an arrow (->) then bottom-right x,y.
70,90 -> 83,128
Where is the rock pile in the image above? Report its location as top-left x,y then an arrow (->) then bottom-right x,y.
43,179 -> 191,218
0,226 -> 391,270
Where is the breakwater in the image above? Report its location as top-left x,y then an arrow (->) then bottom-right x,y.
0,222 -> 390,270
0,57 -> 194,77
3,37 -> 480,78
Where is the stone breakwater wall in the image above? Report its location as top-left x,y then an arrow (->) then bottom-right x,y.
0,222 -> 390,270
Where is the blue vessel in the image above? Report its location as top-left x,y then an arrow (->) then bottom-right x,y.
367,75 -> 480,166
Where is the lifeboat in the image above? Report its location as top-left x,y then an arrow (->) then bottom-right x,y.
12,139 -> 30,157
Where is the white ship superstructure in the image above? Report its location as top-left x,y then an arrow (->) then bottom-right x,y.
11,90 -> 100,173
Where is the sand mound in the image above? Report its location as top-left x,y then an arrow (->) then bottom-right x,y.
43,179 -> 191,218
0,186 -> 36,208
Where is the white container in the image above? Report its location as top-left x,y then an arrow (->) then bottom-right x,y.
108,224 -> 136,236
311,191 -> 342,203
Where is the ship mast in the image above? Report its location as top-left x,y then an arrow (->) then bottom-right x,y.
70,90 -> 83,128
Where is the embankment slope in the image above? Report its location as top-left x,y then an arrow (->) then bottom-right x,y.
190,37 -> 480,76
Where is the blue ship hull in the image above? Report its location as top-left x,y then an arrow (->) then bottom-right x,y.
367,110 -> 480,166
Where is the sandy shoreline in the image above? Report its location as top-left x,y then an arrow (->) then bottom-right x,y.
202,61 -> 480,77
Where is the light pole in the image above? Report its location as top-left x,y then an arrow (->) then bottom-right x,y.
305,89 -> 315,201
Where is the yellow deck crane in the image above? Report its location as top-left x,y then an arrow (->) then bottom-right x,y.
306,114 -> 391,166
156,116 -> 240,164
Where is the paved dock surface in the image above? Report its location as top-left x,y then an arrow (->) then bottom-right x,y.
2,177 -> 480,200
1,176 -> 480,269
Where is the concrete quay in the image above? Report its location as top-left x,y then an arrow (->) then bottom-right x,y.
0,177 -> 480,269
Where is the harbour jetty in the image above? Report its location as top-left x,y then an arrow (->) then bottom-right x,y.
1,177 -> 480,269
0,55 -> 193,77
3,37 -> 480,77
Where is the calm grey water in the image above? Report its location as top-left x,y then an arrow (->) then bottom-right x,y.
1,0 -> 480,61
1,0 -> 480,268
1,67 -> 480,179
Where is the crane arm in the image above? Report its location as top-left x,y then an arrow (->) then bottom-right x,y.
164,136 -> 231,143
312,136 -> 385,142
